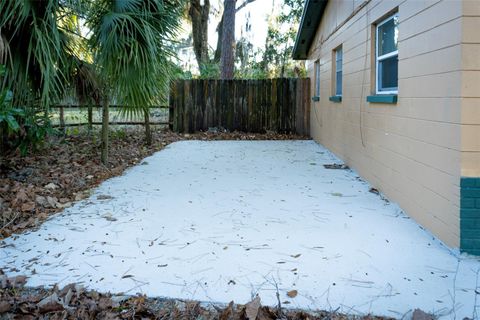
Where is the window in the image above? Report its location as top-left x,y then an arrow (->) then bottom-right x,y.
334,46 -> 342,96
314,60 -> 320,100
376,14 -> 398,94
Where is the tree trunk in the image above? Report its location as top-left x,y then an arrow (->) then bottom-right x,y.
0,122 -> 6,164
214,1 -> 257,64
280,39 -> 289,78
100,101 -> 109,165
59,105 -> 65,134
214,16 -> 223,63
87,104 -> 93,134
220,0 -> 236,79
189,0 -> 210,74
144,108 -> 152,146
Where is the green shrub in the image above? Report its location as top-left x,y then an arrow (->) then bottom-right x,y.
0,64 -> 55,155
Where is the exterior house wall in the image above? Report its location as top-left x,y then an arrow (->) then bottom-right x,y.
461,1 -> 480,178
306,0 -> 480,249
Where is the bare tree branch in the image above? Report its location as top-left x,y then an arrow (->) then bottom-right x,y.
236,0 -> 256,12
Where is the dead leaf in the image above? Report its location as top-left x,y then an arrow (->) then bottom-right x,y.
97,297 -> 113,310
57,202 -> 72,209
101,213 -> 117,222
245,296 -> 261,320
46,196 -> 58,208
97,194 -> 113,200
219,301 -> 234,320
62,288 -> 73,306
35,195 -> 47,206
14,189 -> 29,203
35,195 -> 58,208
11,275 -> 27,288
286,290 -> 298,298
412,309 -> 435,320
44,183 -> 58,190
21,202 -> 35,212
37,292 -> 64,313
0,301 -> 11,313
74,192 -> 88,201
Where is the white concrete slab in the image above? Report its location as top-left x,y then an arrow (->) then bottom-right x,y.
1,141 -> 479,319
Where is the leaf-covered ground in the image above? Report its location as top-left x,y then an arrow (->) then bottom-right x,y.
0,128 -> 309,239
0,272 -> 396,319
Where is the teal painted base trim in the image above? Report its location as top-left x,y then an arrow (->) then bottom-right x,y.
460,177 -> 480,256
312,96 -> 320,102
329,96 -> 342,102
366,94 -> 398,104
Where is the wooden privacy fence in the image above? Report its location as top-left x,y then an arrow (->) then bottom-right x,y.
169,78 -> 310,135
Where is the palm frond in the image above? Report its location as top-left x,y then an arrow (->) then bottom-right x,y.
0,0 -> 69,109
86,0 -> 184,117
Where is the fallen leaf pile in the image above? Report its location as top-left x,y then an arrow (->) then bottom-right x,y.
0,273 -> 396,320
0,128 -> 309,238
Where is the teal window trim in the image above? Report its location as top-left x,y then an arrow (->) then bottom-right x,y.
329,96 -> 342,103
366,94 -> 397,104
312,96 -> 320,102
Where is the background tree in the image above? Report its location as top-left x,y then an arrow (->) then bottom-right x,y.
188,0 -> 211,74
220,0 -> 236,79
186,0 -> 256,77
261,0 -> 305,78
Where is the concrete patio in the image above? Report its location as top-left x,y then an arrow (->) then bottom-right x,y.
1,140 -> 479,319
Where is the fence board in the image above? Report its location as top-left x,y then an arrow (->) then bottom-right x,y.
170,78 -> 310,134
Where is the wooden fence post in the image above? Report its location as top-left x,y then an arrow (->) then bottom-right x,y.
59,105 -> 66,134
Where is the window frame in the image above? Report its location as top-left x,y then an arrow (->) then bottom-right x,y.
314,59 -> 320,99
375,13 -> 398,95
333,46 -> 343,97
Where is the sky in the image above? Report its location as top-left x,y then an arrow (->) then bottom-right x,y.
222,0 -> 277,49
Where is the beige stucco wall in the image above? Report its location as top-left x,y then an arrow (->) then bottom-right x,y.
461,1 -> 480,178
307,0 -> 480,248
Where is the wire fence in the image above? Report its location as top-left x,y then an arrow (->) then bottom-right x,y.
50,105 -> 171,129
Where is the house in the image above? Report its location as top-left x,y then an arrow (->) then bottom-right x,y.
293,0 -> 480,255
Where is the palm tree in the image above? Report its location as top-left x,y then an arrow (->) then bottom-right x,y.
1,0 -> 183,164
0,0 -> 79,156
85,0 -> 183,163
0,0 -> 68,109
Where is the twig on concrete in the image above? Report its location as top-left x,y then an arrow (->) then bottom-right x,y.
473,267 -> 480,320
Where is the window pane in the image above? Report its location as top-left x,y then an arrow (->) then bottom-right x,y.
378,16 -> 398,56
336,48 -> 342,72
378,55 -> 398,91
336,71 -> 342,95
315,62 -> 320,96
